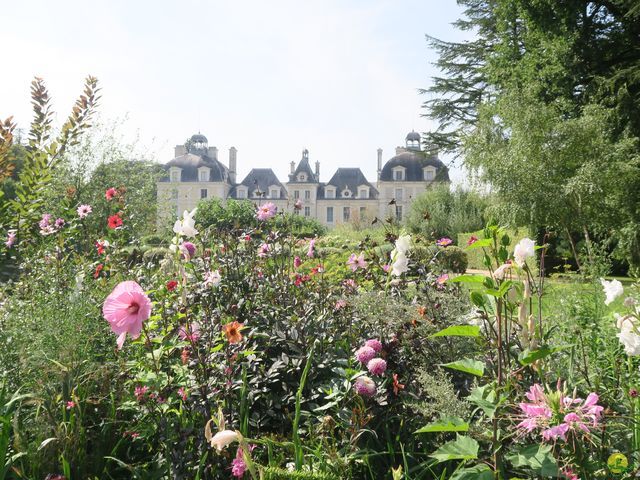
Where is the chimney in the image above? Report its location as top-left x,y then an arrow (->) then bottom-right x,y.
290,161 -> 295,174
377,148 -> 382,180
229,147 -> 237,184
315,160 -> 320,180
208,146 -> 218,160
395,146 -> 406,155
174,144 -> 187,157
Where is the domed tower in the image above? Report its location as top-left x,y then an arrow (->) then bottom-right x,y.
187,133 -> 209,155
405,131 -> 421,151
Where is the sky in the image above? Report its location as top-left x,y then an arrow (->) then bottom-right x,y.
2,0 -> 469,185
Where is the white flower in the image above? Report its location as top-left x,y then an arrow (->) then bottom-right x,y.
391,251 -> 409,277
209,430 -> 239,451
513,238 -> 535,267
617,320 -> 640,356
493,262 -> 513,280
173,208 -> 198,237
394,234 -> 411,254
204,270 -> 222,287
600,278 -> 624,305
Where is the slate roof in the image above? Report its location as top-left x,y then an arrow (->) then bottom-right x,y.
159,153 -> 231,183
379,151 -> 449,182
230,168 -> 288,199
289,150 -> 318,183
318,168 -> 378,200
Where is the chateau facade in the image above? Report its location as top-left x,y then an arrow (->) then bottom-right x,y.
157,132 -> 449,227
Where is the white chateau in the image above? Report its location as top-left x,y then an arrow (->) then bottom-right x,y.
157,132 -> 449,227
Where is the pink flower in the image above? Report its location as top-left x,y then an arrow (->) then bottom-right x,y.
294,256 -> 302,269
367,358 -> 387,376
39,213 -> 57,235
347,253 -> 367,272
54,218 -> 65,229
180,241 -> 196,258
382,264 -> 391,272
436,273 -> 449,285
134,385 -> 149,401
77,204 -> 92,218
66,401 -> 75,410
436,237 -> 453,247
105,187 -> 117,200
307,238 -> 316,258
467,235 -> 479,246
343,279 -> 357,292
256,202 -> 277,221
354,376 -> 376,397
231,447 -> 247,477
365,339 -> 382,352
258,243 -> 271,257
355,346 -> 376,365
335,299 -> 347,310
102,281 -> 152,349
204,270 -> 222,287
178,387 -> 188,401
542,423 -> 569,441
294,199 -> 303,211
5,231 -> 16,248
179,322 -> 201,342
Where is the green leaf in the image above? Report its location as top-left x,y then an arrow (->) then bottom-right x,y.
518,345 -> 573,366
470,291 -> 487,308
450,464 -> 495,480
429,435 -> 479,463
467,385 -> 497,418
506,444 -> 558,477
449,274 -> 486,284
415,416 -> 469,433
431,325 -> 480,338
441,359 -> 485,377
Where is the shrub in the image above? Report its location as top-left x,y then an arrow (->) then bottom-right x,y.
196,198 -> 257,231
438,246 -> 468,273
458,227 -> 530,270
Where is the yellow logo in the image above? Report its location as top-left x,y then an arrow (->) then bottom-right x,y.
607,453 -> 629,474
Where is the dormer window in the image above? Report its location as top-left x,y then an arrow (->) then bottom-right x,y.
198,167 -> 210,182
269,186 -> 281,198
298,173 -> 307,182
423,167 -> 436,181
358,186 -> 369,199
341,188 -> 352,198
236,187 -> 247,199
325,187 -> 336,199
169,167 -> 182,182
392,167 -> 406,181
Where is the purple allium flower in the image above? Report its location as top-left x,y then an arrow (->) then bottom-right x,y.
77,204 -> 92,218
256,202 -> 277,221
364,339 -> 383,353
5,231 -> 16,248
355,346 -> 376,365
367,358 -> 387,376
354,376 -> 376,397
181,241 -> 196,257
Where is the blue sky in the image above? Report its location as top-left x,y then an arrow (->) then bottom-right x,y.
2,1 -> 468,184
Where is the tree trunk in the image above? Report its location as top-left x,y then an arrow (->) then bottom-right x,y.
565,227 -> 582,272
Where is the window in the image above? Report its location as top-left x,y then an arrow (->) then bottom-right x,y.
325,188 -> 335,199
298,173 -> 307,182
395,188 -> 403,201
394,169 -> 404,181
200,188 -> 208,199
304,190 -> 311,200
326,207 -> 334,223
343,207 -> 351,222
360,206 -> 366,219
304,206 -> 311,217
237,189 -> 246,199
359,188 -> 368,198
270,189 -> 279,198
199,170 -> 208,182
395,205 -> 403,221
171,170 -> 180,182
424,169 -> 435,181
294,190 -> 300,199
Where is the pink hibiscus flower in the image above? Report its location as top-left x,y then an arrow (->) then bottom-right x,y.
102,281 -> 152,349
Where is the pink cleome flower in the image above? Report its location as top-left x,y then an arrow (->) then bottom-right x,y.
355,346 -> 376,365
354,376 -> 377,397
364,339 -> 383,353
367,358 -> 387,376
102,281 -> 152,349
256,202 -> 277,221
